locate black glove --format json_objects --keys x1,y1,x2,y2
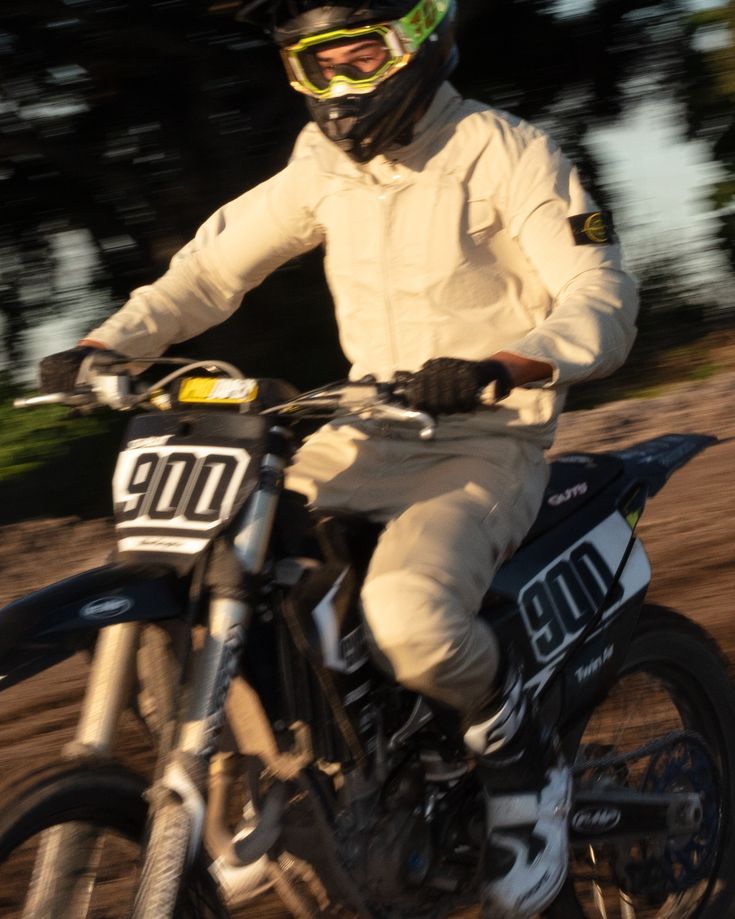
[
  {"x1": 38, "y1": 346, "x2": 127, "y2": 394},
  {"x1": 405, "y1": 358, "x2": 513, "y2": 414}
]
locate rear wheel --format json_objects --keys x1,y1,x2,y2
[
  {"x1": 0, "y1": 761, "x2": 226, "y2": 918},
  {"x1": 550, "y1": 605, "x2": 735, "y2": 918}
]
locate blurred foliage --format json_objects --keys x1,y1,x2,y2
[
  {"x1": 1, "y1": 0, "x2": 735, "y2": 519},
  {"x1": 0, "y1": 0, "x2": 309, "y2": 367},
  {"x1": 0, "y1": 373, "x2": 125, "y2": 522},
  {"x1": 680, "y1": 2, "x2": 735, "y2": 272},
  {"x1": 0, "y1": 374, "x2": 111, "y2": 481}
]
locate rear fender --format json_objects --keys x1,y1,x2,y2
[
  {"x1": 613, "y1": 433, "x2": 718, "y2": 496},
  {"x1": 0, "y1": 563, "x2": 184, "y2": 691}
]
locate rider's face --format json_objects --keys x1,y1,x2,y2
[{"x1": 314, "y1": 38, "x2": 389, "y2": 81}]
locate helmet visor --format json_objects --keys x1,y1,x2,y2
[{"x1": 281, "y1": 0, "x2": 451, "y2": 99}]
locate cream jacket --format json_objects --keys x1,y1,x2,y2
[{"x1": 89, "y1": 83, "x2": 638, "y2": 447}]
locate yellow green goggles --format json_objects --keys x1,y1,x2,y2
[{"x1": 280, "y1": 0, "x2": 451, "y2": 99}]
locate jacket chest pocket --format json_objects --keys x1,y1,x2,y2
[
  {"x1": 318, "y1": 185, "x2": 383, "y2": 278},
  {"x1": 465, "y1": 197, "x2": 500, "y2": 246},
  {"x1": 387, "y1": 179, "x2": 501, "y2": 276}
]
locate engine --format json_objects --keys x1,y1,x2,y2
[{"x1": 335, "y1": 745, "x2": 484, "y2": 910}]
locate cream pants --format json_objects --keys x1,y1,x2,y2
[{"x1": 286, "y1": 423, "x2": 549, "y2": 718}]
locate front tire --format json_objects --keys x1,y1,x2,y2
[
  {"x1": 550, "y1": 605, "x2": 735, "y2": 918},
  {"x1": 0, "y1": 761, "x2": 226, "y2": 918}
]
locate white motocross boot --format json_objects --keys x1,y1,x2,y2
[{"x1": 464, "y1": 666, "x2": 571, "y2": 919}]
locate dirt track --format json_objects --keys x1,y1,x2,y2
[{"x1": 1, "y1": 372, "x2": 734, "y2": 917}]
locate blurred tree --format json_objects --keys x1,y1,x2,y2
[
  {"x1": 679, "y1": 2, "x2": 735, "y2": 272},
  {"x1": 454, "y1": 0, "x2": 701, "y2": 202},
  {"x1": 0, "y1": 0, "x2": 319, "y2": 380},
  {"x1": 0, "y1": 0, "x2": 733, "y2": 387}
]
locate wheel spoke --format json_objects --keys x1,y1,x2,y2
[
  {"x1": 588, "y1": 846, "x2": 609, "y2": 919},
  {"x1": 619, "y1": 889, "x2": 636, "y2": 919},
  {"x1": 563, "y1": 612, "x2": 735, "y2": 919}
]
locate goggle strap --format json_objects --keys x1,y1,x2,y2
[
  {"x1": 396, "y1": 0, "x2": 451, "y2": 50},
  {"x1": 285, "y1": 0, "x2": 450, "y2": 55}
]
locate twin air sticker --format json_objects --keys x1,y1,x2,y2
[
  {"x1": 81, "y1": 596, "x2": 133, "y2": 620},
  {"x1": 178, "y1": 377, "x2": 259, "y2": 405},
  {"x1": 568, "y1": 211, "x2": 616, "y2": 246}
]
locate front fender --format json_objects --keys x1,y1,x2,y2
[{"x1": 0, "y1": 563, "x2": 184, "y2": 691}]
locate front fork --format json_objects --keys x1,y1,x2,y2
[{"x1": 132, "y1": 442, "x2": 288, "y2": 918}]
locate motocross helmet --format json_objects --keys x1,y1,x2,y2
[{"x1": 242, "y1": 0, "x2": 457, "y2": 162}]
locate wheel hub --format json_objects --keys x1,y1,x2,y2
[{"x1": 633, "y1": 735, "x2": 720, "y2": 895}]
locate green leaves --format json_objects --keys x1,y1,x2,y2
[{"x1": 0, "y1": 377, "x2": 110, "y2": 483}]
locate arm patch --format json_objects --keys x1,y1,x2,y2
[{"x1": 568, "y1": 211, "x2": 617, "y2": 246}]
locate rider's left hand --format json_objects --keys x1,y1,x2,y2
[
  {"x1": 405, "y1": 358, "x2": 513, "y2": 414},
  {"x1": 39, "y1": 346, "x2": 130, "y2": 394}
]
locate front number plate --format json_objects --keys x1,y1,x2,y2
[{"x1": 112, "y1": 444, "x2": 250, "y2": 556}]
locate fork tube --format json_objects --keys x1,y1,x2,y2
[
  {"x1": 178, "y1": 596, "x2": 252, "y2": 756},
  {"x1": 64, "y1": 621, "x2": 140, "y2": 757},
  {"x1": 22, "y1": 824, "x2": 103, "y2": 919},
  {"x1": 232, "y1": 442, "x2": 288, "y2": 574},
  {"x1": 133, "y1": 596, "x2": 252, "y2": 919},
  {"x1": 27, "y1": 622, "x2": 140, "y2": 919}
]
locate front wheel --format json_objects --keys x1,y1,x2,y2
[
  {"x1": 0, "y1": 761, "x2": 226, "y2": 918},
  {"x1": 551, "y1": 605, "x2": 735, "y2": 919}
]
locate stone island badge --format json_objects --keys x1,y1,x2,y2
[{"x1": 568, "y1": 211, "x2": 616, "y2": 245}]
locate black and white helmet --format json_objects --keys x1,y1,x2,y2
[{"x1": 240, "y1": 0, "x2": 457, "y2": 162}]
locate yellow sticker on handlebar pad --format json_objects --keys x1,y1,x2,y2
[{"x1": 178, "y1": 377, "x2": 259, "y2": 404}]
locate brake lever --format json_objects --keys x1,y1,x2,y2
[{"x1": 366, "y1": 403, "x2": 436, "y2": 440}]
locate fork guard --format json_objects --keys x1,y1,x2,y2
[{"x1": 0, "y1": 562, "x2": 183, "y2": 691}]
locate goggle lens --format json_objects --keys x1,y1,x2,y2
[{"x1": 283, "y1": 28, "x2": 406, "y2": 97}]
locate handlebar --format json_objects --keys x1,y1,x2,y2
[
  {"x1": 266, "y1": 381, "x2": 437, "y2": 440},
  {"x1": 13, "y1": 393, "x2": 89, "y2": 408},
  {"x1": 13, "y1": 360, "x2": 438, "y2": 439}
]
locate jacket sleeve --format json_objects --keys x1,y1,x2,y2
[
  {"x1": 502, "y1": 132, "x2": 639, "y2": 386},
  {"x1": 87, "y1": 152, "x2": 325, "y2": 358}
]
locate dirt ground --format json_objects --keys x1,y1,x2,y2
[{"x1": 0, "y1": 370, "x2": 734, "y2": 917}]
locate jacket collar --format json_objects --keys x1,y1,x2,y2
[
  {"x1": 314, "y1": 82, "x2": 463, "y2": 180},
  {"x1": 370, "y1": 81, "x2": 462, "y2": 171},
  {"x1": 404, "y1": 82, "x2": 462, "y2": 152}
]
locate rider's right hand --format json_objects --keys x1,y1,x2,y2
[
  {"x1": 38, "y1": 345, "x2": 126, "y2": 394},
  {"x1": 404, "y1": 358, "x2": 513, "y2": 415}
]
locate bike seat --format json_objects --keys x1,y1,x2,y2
[
  {"x1": 282, "y1": 452, "x2": 624, "y2": 565},
  {"x1": 521, "y1": 452, "x2": 624, "y2": 546}
]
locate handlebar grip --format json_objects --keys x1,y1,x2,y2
[
  {"x1": 13, "y1": 391, "x2": 101, "y2": 409},
  {"x1": 14, "y1": 393, "x2": 71, "y2": 408}
]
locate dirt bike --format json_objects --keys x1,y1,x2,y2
[{"x1": 0, "y1": 353, "x2": 734, "y2": 919}]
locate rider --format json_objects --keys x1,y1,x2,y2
[{"x1": 38, "y1": 1, "x2": 639, "y2": 915}]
